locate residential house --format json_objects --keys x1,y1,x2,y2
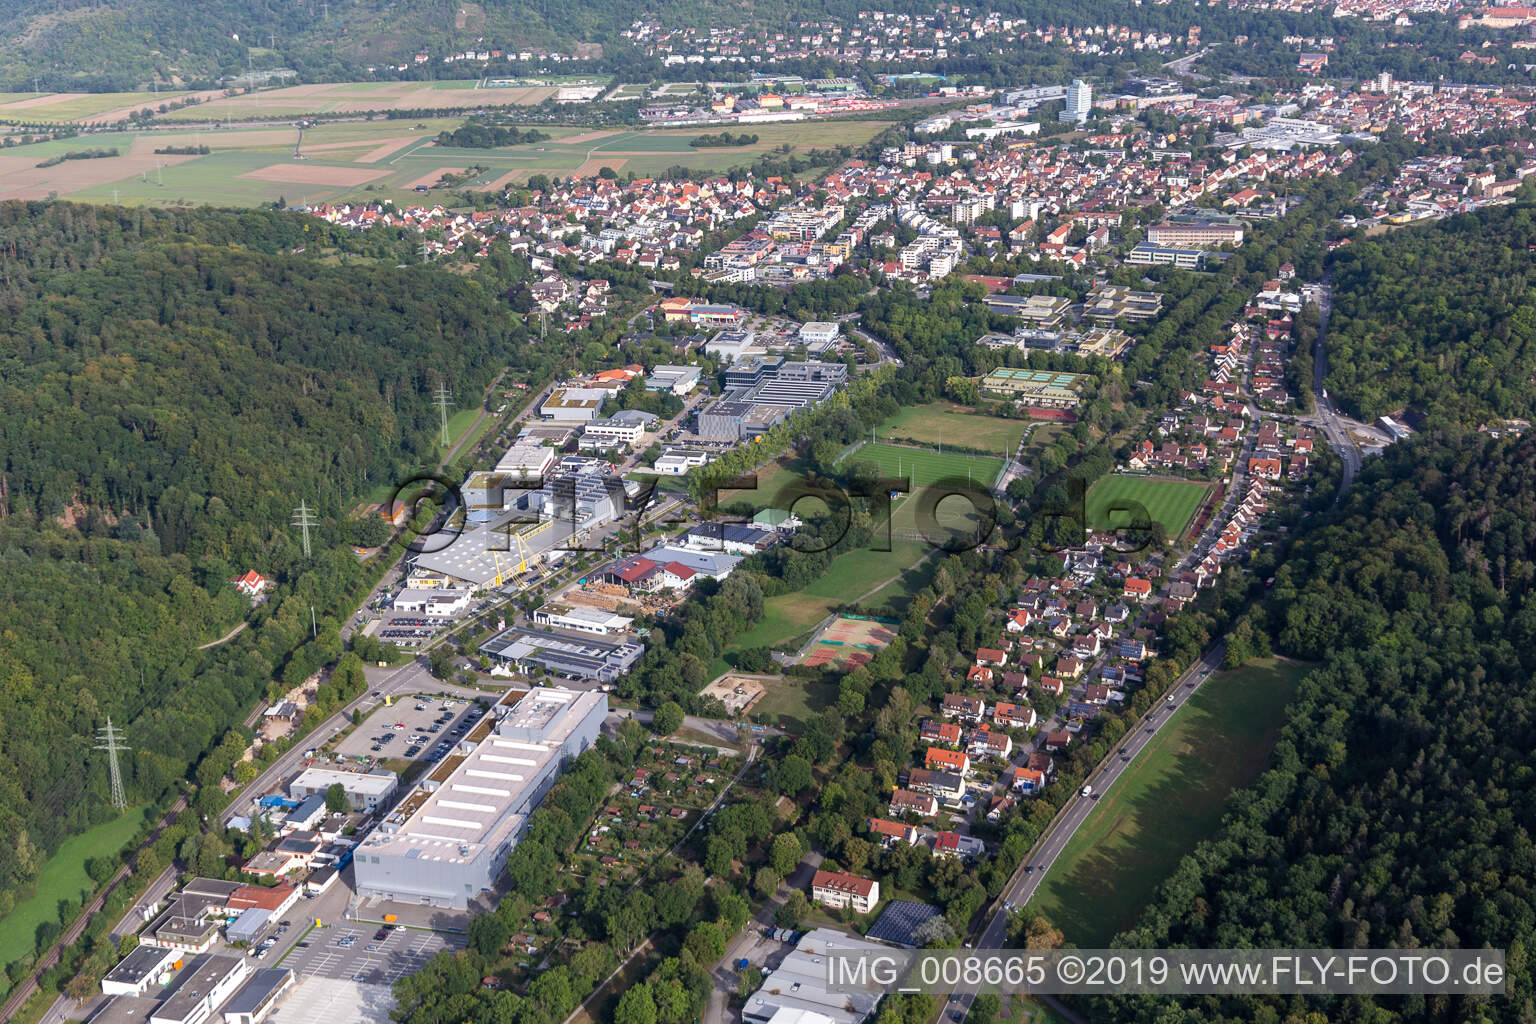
[
  {"x1": 992, "y1": 701, "x2": 1036, "y2": 729},
  {"x1": 889, "y1": 789, "x2": 939, "y2": 818},
  {"x1": 867, "y1": 818, "x2": 920, "y2": 848},
  {"x1": 941, "y1": 694, "x2": 987, "y2": 723},
  {"x1": 926, "y1": 747, "x2": 971, "y2": 776},
  {"x1": 810, "y1": 870, "x2": 880, "y2": 914}
]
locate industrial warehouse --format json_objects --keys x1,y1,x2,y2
[{"x1": 353, "y1": 687, "x2": 607, "y2": 908}]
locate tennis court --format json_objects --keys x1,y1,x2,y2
[{"x1": 798, "y1": 615, "x2": 897, "y2": 669}]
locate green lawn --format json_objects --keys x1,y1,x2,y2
[
  {"x1": 0, "y1": 808, "x2": 147, "y2": 973},
  {"x1": 800, "y1": 542, "x2": 929, "y2": 603},
  {"x1": 841, "y1": 442, "x2": 1004, "y2": 490},
  {"x1": 1028, "y1": 658, "x2": 1311, "y2": 946},
  {"x1": 751, "y1": 677, "x2": 838, "y2": 730},
  {"x1": 436, "y1": 407, "x2": 484, "y2": 457},
  {"x1": 876, "y1": 402, "x2": 1031, "y2": 455},
  {"x1": 1084, "y1": 475, "x2": 1210, "y2": 539}
]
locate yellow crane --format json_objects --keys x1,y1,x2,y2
[{"x1": 490, "y1": 531, "x2": 532, "y2": 587}]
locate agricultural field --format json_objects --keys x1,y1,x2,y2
[
  {"x1": 876, "y1": 401, "x2": 1033, "y2": 455},
  {"x1": 0, "y1": 117, "x2": 890, "y2": 207},
  {"x1": 1028, "y1": 658, "x2": 1311, "y2": 946},
  {"x1": 155, "y1": 79, "x2": 566, "y2": 122},
  {"x1": 0, "y1": 90, "x2": 197, "y2": 125},
  {"x1": 1083, "y1": 475, "x2": 1211, "y2": 539}
]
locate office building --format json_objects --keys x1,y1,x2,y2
[
  {"x1": 653, "y1": 449, "x2": 712, "y2": 475},
  {"x1": 494, "y1": 444, "x2": 556, "y2": 481},
  {"x1": 1146, "y1": 216, "x2": 1244, "y2": 248},
  {"x1": 540, "y1": 388, "x2": 607, "y2": 423},
  {"x1": 645, "y1": 365, "x2": 702, "y2": 395},
  {"x1": 581, "y1": 415, "x2": 650, "y2": 450},
  {"x1": 101, "y1": 946, "x2": 180, "y2": 998},
  {"x1": 1125, "y1": 241, "x2": 1213, "y2": 270},
  {"x1": 220, "y1": 969, "x2": 294, "y2": 1024},
  {"x1": 797, "y1": 322, "x2": 839, "y2": 346},
  {"x1": 529, "y1": 603, "x2": 635, "y2": 636},
  {"x1": 1060, "y1": 79, "x2": 1092, "y2": 124},
  {"x1": 354, "y1": 688, "x2": 607, "y2": 908},
  {"x1": 981, "y1": 293, "x2": 1071, "y2": 327}
]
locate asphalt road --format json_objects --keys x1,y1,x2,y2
[
  {"x1": 1309, "y1": 275, "x2": 1362, "y2": 495},
  {"x1": 941, "y1": 643, "x2": 1227, "y2": 1024}
]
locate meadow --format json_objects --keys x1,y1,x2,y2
[
  {"x1": 1084, "y1": 475, "x2": 1211, "y2": 539},
  {"x1": 1028, "y1": 659, "x2": 1311, "y2": 946},
  {"x1": 0, "y1": 809, "x2": 147, "y2": 975}
]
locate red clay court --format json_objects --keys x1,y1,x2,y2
[{"x1": 798, "y1": 615, "x2": 898, "y2": 670}]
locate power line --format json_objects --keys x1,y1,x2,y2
[
  {"x1": 95, "y1": 719, "x2": 130, "y2": 813},
  {"x1": 434, "y1": 384, "x2": 454, "y2": 447},
  {"x1": 292, "y1": 501, "x2": 317, "y2": 557}
]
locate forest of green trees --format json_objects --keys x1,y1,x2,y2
[
  {"x1": 1096, "y1": 429, "x2": 1536, "y2": 1023},
  {"x1": 1326, "y1": 200, "x2": 1536, "y2": 428},
  {"x1": 0, "y1": 202, "x2": 543, "y2": 933}
]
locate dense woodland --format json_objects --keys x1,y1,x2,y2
[
  {"x1": 1326, "y1": 200, "x2": 1536, "y2": 428},
  {"x1": 1098, "y1": 430, "x2": 1536, "y2": 1023},
  {"x1": 0, "y1": 202, "x2": 549, "y2": 929}
]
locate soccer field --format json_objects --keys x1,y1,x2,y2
[
  {"x1": 876, "y1": 402, "x2": 1030, "y2": 454},
  {"x1": 1085, "y1": 476, "x2": 1210, "y2": 538},
  {"x1": 842, "y1": 442, "x2": 1003, "y2": 489}
]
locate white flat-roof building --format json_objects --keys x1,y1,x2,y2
[
  {"x1": 530, "y1": 604, "x2": 634, "y2": 636},
  {"x1": 646, "y1": 365, "x2": 702, "y2": 395},
  {"x1": 151, "y1": 954, "x2": 250, "y2": 1024},
  {"x1": 495, "y1": 444, "x2": 556, "y2": 481},
  {"x1": 541, "y1": 388, "x2": 607, "y2": 422},
  {"x1": 581, "y1": 418, "x2": 647, "y2": 450},
  {"x1": 654, "y1": 449, "x2": 712, "y2": 475},
  {"x1": 353, "y1": 688, "x2": 607, "y2": 908},
  {"x1": 287, "y1": 768, "x2": 399, "y2": 812},
  {"x1": 101, "y1": 945, "x2": 179, "y2": 997},
  {"x1": 392, "y1": 588, "x2": 475, "y2": 617},
  {"x1": 797, "y1": 322, "x2": 839, "y2": 346}
]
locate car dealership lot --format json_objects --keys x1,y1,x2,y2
[{"x1": 333, "y1": 697, "x2": 483, "y2": 762}]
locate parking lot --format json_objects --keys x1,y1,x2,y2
[
  {"x1": 281, "y1": 923, "x2": 466, "y2": 985},
  {"x1": 332, "y1": 696, "x2": 485, "y2": 763},
  {"x1": 268, "y1": 978, "x2": 398, "y2": 1024},
  {"x1": 373, "y1": 614, "x2": 442, "y2": 647}
]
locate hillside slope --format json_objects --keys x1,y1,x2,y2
[{"x1": 0, "y1": 201, "x2": 541, "y2": 958}]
